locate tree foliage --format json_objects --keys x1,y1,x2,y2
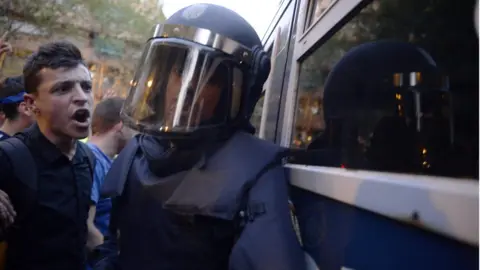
[
  {"x1": 0, "y1": 0, "x2": 166, "y2": 98},
  {"x1": 72, "y1": 0, "x2": 166, "y2": 41},
  {"x1": 0, "y1": 0, "x2": 73, "y2": 38},
  {"x1": 0, "y1": 0, "x2": 165, "y2": 42}
]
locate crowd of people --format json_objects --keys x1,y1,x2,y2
[{"x1": 0, "y1": 3, "x2": 306, "y2": 270}]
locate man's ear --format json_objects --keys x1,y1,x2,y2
[
  {"x1": 18, "y1": 102, "x2": 32, "y2": 117},
  {"x1": 24, "y1": 93, "x2": 38, "y2": 115},
  {"x1": 114, "y1": 121, "x2": 124, "y2": 133}
]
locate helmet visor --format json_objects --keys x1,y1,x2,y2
[{"x1": 122, "y1": 39, "x2": 243, "y2": 135}]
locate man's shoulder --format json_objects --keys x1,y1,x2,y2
[
  {"x1": 0, "y1": 135, "x2": 31, "y2": 156},
  {"x1": 85, "y1": 141, "x2": 96, "y2": 151},
  {"x1": 85, "y1": 142, "x2": 100, "y2": 156},
  {"x1": 84, "y1": 142, "x2": 106, "y2": 161},
  {"x1": 228, "y1": 131, "x2": 285, "y2": 158},
  {"x1": 0, "y1": 136, "x2": 35, "y2": 185},
  {"x1": 83, "y1": 142, "x2": 111, "y2": 171}
]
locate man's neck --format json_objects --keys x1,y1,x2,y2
[
  {"x1": 0, "y1": 120, "x2": 24, "y2": 136},
  {"x1": 89, "y1": 135, "x2": 117, "y2": 158},
  {"x1": 37, "y1": 121, "x2": 77, "y2": 160}
]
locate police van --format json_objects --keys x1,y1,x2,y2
[{"x1": 255, "y1": 0, "x2": 479, "y2": 269}]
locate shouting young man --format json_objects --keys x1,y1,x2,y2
[{"x1": 0, "y1": 41, "x2": 95, "y2": 270}]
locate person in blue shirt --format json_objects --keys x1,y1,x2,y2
[
  {"x1": 0, "y1": 76, "x2": 35, "y2": 141},
  {"x1": 0, "y1": 38, "x2": 13, "y2": 127},
  {"x1": 85, "y1": 97, "x2": 134, "y2": 251}
]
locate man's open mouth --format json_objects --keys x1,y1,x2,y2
[{"x1": 72, "y1": 109, "x2": 90, "y2": 123}]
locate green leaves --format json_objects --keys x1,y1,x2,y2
[
  {"x1": 72, "y1": 0, "x2": 166, "y2": 38},
  {"x1": 1, "y1": 0, "x2": 165, "y2": 41}
]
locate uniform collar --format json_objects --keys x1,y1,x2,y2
[{"x1": 0, "y1": 130, "x2": 11, "y2": 141}]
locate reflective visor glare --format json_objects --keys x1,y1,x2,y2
[{"x1": 122, "y1": 40, "x2": 243, "y2": 133}]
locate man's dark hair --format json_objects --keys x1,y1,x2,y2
[
  {"x1": 23, "y1": 41, "x2": 86, "y2": 94},
  {"x1": 0, "y1": 76, "x2": 25, "y2": 120},
  {"x1": 92, "y1": 97, "x2": 125, "y2": 135}
]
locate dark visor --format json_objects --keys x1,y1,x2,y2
[{"x1": 122, "y1": 39, "x2": 244, "y2": 134}]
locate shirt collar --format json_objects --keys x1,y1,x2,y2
[
  {"x1": 26, "y1": 124, "x2": 81, "y2": 164},
  {"x1": 0, "y1": 131, "x2": 11, "y2": 141}
]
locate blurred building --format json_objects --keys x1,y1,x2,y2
[{"x1": 0, "y1": 0, "x2": 165, "y2": 104}]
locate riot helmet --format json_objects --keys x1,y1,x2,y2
[
  {"x1": 121, "y1": 4, "x2": 270, "y2": 139},
  {"x1": 310, "y1": 40, "x2": 454, "y2": 176}
]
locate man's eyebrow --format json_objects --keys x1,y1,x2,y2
[
  {"x1": 50, "y1": 80, "x2": 91, "y2": 90},
  {"x1": 53, "y1": 79, "x2": 91, "y2": 85},
  {"x1": 76, "y1": 79, "x2": 92, "y2": 84},
  {"x1": 51, "y1": 80, "x2": 71, "y2": 88},
  {"x1": 79, "y1": 80, "x2": 92, "y2": 85}
]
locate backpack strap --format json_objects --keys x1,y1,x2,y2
[
  {"x1": 77, "y1": 142, "x2": 96, "y2": 179},
  {"x1": 0, "y1": 137, "x2": 37, "y2": 225},
  {"x1": 0, "y1": 137, "x2": 37, "y2": 191}
]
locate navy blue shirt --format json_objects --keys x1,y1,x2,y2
[{"x1": 0, "y1": 124, "x2": 93, "y2": 270}]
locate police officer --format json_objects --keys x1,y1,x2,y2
[
  {"x1": 306, "y1": 40, "x2": 466, "y2": 177},
  {"x1": 293, "y1": 40, "x2": 477, "y2": 270},
  {"x1": 93, "y1": 4, "x2": 306, "y2": 270}
]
